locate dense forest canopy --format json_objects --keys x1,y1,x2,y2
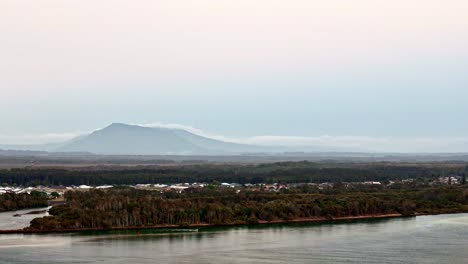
[
  {"x1": 0, "y1": 192, "x2": 48, "y2": 212},
  {"x1": 28, "y1": 186, "x2": 468, "y2": 231},
  {"x1": 1, "y1": 162, "x2": 467, "y2": 186}
]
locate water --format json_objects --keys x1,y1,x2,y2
[
  {"x1": 0, "y1": 207, "x2": 49, "y2": 230},
  {"x1": 0, "y1": 213, "x2": 467, "y2": 263}
]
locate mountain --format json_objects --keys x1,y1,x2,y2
[
  {"x1": 0, "y1": 123, "x2": 363, "y2": 155},
  {"x1": 55, "y1": 123, "x2": 260, "y2": 155}
]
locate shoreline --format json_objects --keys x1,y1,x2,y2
[{"x1": 0, "y1": 213, "x2": 408, "y2": 234}]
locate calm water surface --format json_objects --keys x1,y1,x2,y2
[
  {"x1": 0, "y1": 207, "x2": 49, "y2": 230},
  {"x1": 0, "y1": 213, "x2": 467, "y2": 264}
]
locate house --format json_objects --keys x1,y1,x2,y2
[{"x1": 96, "y1": 185, "x2": 113, "y2": 189}]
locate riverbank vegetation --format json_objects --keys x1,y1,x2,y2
[
  {"x1": 0, "y1": 192, "x2": 48, "y2": 212},
  {"x1": 28, "y1": 185, "x2": 468, "y2": 231}
]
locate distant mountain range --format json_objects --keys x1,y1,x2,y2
[
  {"x1": 2, "y1": 123, "x2": 468, "y2": 162},
  {"x1": 0, "y1": 123, "x2": 364, "y2": 155},
  {"x1": 0, "y1": 123, "x2": 276, "y2": 155},
  {"x1": 58, "y1": 123, "x2": 270, "y2": 155}
]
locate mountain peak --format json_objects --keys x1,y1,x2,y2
[
  {"x1": 100, "y1": 123, "x2": 155, "y2": 133},
  {"x1": 109, "y1": 122, "x2": 127, "y2": 127},
  {"x1": 105, "y1": 123, "x2": 135, "y2": 129},
  {"x1": 55, "y1": 122, "x2": 256, "y2": 155},
  {"x1": 103, "y1": 123, "x2": 172, "y2": 132}
]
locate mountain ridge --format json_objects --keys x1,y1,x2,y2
[
  {"x1": 0, "y1": 123, "x2": 359, "y2": 155},
  {"x1": 54, "y1": 123, "x2": 261, "y2": 155}
]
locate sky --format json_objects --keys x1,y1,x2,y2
[{"x1": 1, "y1": 0, "x2": 468, "y2": 152}]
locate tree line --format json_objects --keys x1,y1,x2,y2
[
  {"x1": 28, "y1": 185, "x2": 468, "y2": 231},
  {"x1": 1, "y1": 161, "x2": 465, "y2": 186},
  {"x1": 0, "y1": 192, "x2": 49, "y2": 212}
]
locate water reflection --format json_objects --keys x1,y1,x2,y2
[{"x1": 0, "y1": 214, "x2": 466, "y2": 264}]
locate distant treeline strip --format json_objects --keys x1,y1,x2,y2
[{"x1": 0, "y1": 162, "x2": 466, "y2": 186}]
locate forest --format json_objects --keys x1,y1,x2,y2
[
  {"x1": 28, "y1": 185, "x2": 468, "y2": 231},
  {"x1": 1, "y1": 161, "x2": 466, "y2": 186},
  {"x1": 0, "y1": 191, "x2": 49, "y2": 212}
]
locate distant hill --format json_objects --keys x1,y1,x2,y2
[
  {"x1": 0, "y1": 123, "x2": 360, "y2": 155},
  {"x1": 2, "y1": 124, "x2": 468, "y2": 163},
  {"x1": 54, "y1": 123, "x2": 262, "y2": 155}
]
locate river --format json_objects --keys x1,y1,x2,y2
[
  {"x1": 0, "y1": 211, "x2": 467, "y2": 263},
  {"x1": 0, "y1": 207, "x2": 49, "y2": 230}
]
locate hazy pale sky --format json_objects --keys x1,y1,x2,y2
[{"x1": 1, "y1": 0, "x2": 467, "y2": 152}]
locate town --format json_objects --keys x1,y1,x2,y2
[{"x1": 1, "y1": 174, "x2": 465, "y2": 198}]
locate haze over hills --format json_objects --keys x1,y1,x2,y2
[
  {"x1": 2, "y1": 123, "x2": 468, "y2": 165},
  {"x1": 57, "y1": 123, "x2": 268, "y2": 155},
  {"x1": 1, "y1": 123, "x2": 279, "y2": 155},
  {"x1": 2, "y1": 123, "x2": 468, "y2": 157}
]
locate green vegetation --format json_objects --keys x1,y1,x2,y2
[
  {"x1": 0, "y1": 161, "x2": 466, "y2": 186},
  {"x1": 28, "y1": 186, "x2": 468, "y2": 231},
  {"x1": 0, "y1": 191, "x2": 49, "y2": 212}
]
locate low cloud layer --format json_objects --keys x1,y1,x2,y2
[{"x1": 140, "y1": 123, "x2": 468, "y2": 153}]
